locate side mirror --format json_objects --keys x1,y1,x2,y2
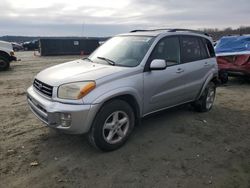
[{"x1": 150, "y1": 59, "x2": 167, "y2": 70}]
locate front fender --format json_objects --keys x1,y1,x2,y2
[{"x1": 92, "y1": 87, "x2": 143, "y2": 115}]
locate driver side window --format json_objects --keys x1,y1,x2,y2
[{"x1": 151, "y1": 37, "x2": 180, "y2": 66}]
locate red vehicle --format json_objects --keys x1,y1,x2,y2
[
  {"x1": 215, "y1": 35, "x2": 250, "y2": 83},
  {"x1": 217, "y1": 54, "x2": 250, "y2": 83}
]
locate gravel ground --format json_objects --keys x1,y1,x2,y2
[{"x1": 0, "y1": 51, "x2": 250, "y2": 188}]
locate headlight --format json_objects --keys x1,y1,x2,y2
[
  {"x1": 10, "y1": 51, "x2": 15, "y2": 56},
  {"x1": 58, "y1": 81, "x2": 96, "y2": 100}
]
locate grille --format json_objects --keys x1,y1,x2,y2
[{"x1": 33, "y1": 79, "x2": 53, "y2": 97}]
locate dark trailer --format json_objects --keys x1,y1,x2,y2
[{"x1": 39, "y1": 37, "x2": 100, "y2": 56}]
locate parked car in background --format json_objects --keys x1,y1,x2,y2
[
  {"x1": 22, "y1": 40, "x2": 39, "y2": 51},
  {"x1": 11, "y1": 42, "x2": 24, "y2": 51},
  {"x1": 215, "y1": 35, "x2": 250, "y2": 83},
  {"x1": 0, "y1": 40, "x2": 17, "y2": 70},
  {"x1": 27, "y1": 29, "x2": 218, "y2": 151}
]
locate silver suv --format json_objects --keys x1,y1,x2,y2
[{"x1": 27, "y1": 29, "x2": 218, "y2": 151}]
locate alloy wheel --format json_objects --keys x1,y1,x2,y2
[
  {"x1": 206, "y1": 88, "x2": 215, "y2": 109},
  {"x1": 102, "y1": 111, "x2": 130, "y2": 144}
]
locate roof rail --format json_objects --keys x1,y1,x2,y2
[
  {"x1": 130, "y1": 29, "x2": 170, "y2": 33},
  {"x1": 130, "y1": 28, "x2": 210, "y2": 36},
  {"x1": 168, "y1": 29, "x2": 210, "y2": 36}
]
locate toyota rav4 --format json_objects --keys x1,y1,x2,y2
[{"x1": 27, "y1": 29, "x2": 218, "y2": 151}]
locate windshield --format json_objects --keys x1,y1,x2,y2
[{"x1": 89, "y1": 36, "x2": 155, "y2": 67}]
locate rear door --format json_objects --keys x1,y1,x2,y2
[{"x1": 178, "y1": 35, "x2": 212, "y2": 100}]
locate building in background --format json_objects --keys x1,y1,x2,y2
[{"x1": 39, "y1": 37, "x2": 101, "y2": 56}]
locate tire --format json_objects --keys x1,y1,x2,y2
[
  {"x1": 0, "y1": 56, "x2": 10, "y2": 71},
  {"x1": 88, "y1": 100, "x2": 135, "y2": 151},
  {"x1": 243, "y1": 76, "x2": 250, "y2": 83},
  {"x1": 219, "y1": 70, "x2": 228, "y2": 84},
  {"x1": 192, "y1": 82, "x2": 216, "y2": 112}
]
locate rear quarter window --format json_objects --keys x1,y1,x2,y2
[
  {"x1": 199, "y1": 38, "x2": 209, "y2": 59},
  {"x1": 203, "y1": 38, "x2": 215, "y2": 57}
]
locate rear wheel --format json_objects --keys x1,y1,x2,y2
[
  {"x1": 0, "y1": 56, "x2": 10, "y2": 71},
  {"x1": 192, "y1": 82, "x2": 216, "y2": 112},
  {"x1": 88, "y1": 100, "x2": 135, "y2": 151}
]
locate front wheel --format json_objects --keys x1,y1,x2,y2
[
  {"x1": 88, "y1": 100, "x2": 135, "y2": 151},
  {"x1": 0, "y1": 56, "x2": 10, "y2": 71},
  {"x1": 192, "y1": 82, "x2": 216, "y2": 112}
]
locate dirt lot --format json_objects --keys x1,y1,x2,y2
[{"x1": 0, "y1": 51, "x2": 250, "y2": 188}]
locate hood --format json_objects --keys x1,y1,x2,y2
[{"x1": 36, "y1": 59, "x2": 127, "y2": 86}]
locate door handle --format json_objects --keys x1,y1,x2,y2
[{"x1": 176, "y1": 68, "x2": 184, "y2": 73}]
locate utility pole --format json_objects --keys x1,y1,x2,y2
[{"x1": 82, "y1": 21, "x2": 85, "y2": 37}]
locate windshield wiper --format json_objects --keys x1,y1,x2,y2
[
  {"x1": 82, "y1": 57, "x2": 93, "y2": 62},
  {"x1": 97, "y1": 56, "x2": 115, "y2": 66}
]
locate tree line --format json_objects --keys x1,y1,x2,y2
[{"x1": 202, "y1": 26, "x2": 250, "y2": 41}]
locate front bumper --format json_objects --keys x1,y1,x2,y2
[
  {"x1": 9, "y1": 55, "x2": 17, "y2": 62},
  {"x1": 27, "y1": 86, "x2": 99, "y2": 134}
]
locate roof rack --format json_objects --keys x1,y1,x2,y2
[{"x1": 130, "y1": 28, "x2": 210, "y2": 36}]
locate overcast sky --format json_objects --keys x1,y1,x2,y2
[{"x1": 0, "y1": 0, "x2": 249, "y2": 37}]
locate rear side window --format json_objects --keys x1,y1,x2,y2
[
  {"x1": 180, "y1": 36, "x2": 202, "y2": 63},
  {"x1": 199, "y1": 38, "x2": 209, "y2": 59}
]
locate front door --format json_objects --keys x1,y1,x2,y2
[{"x1": 143, "y1": 36, "x2": 187, "y2": 115}]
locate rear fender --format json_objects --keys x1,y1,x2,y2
[{"x1": 196, "y1": 73, "x2": 215, "y2": 99}]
